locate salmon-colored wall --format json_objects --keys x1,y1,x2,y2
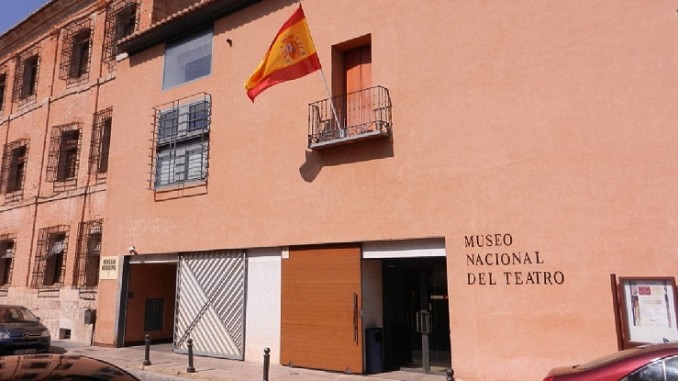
[{"x1": 101, "y1": 1, "x2": 678, "y2": 380}]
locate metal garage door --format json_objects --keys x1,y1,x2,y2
[{"x1": 175, "y1": 250, "x2": 246, "y2": 359}]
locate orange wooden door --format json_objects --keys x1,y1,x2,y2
[
  {"x1": 344, "y1": 46, "x2": 372, "y2": 133},
  {"x1": 281, "y1": 245, "x2": 363, "y2": 373}
]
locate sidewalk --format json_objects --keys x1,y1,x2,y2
[{"x1": 52, "y1": 340, "x2": 449, "y2": 381}]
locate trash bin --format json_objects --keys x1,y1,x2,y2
[{"x1": 365, "y1": 327, "x2": 384, "y2": 374}]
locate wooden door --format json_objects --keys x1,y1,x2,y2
[
  {"x1": 281, "y1": 245, "x2": 363, "y2": 373},
  {"x1": 344, "y1": 45, "x2": 372, "y2": 134}
]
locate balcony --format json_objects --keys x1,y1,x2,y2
[{"x1": 308, "y1": 85, "x2": 392, "y2": 149}]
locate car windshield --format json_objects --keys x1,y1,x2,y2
[
  {"x1": 0, "y1": 307, "x2": 39, "y2": 323},
  {"x1": 576, "y1": 347, "x2": 645, "y2": 370}
]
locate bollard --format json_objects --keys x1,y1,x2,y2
[
  {"x1": 143, "y1": 334, "x2": 151, "y2": 366},
  {"x1": 446, "y1": 368, "x2": 455, "y2": 381},
  {"x1": 263, "y1": 347, "x2": 270, "y2": 381},
  {"x1": 187, "y1": 338, "x2": 196, "y2": 373}
]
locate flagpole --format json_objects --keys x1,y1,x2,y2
[
  {"x1": 318, "y1": 69, "x2": 342, "y2": 131},
  {"x1": 300, "y1": 4, "x2": 342, "y2": 131}
]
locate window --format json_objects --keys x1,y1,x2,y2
[
  {"x1": 89, "y1": 108, "x2": 112, "y2": 180},
  {"x1": 60, "y1": 19, "x2": 93, "y2": 83},
  {"x1": 46, "y1": 125, "x2": 81, "y2": 188},
  {"x1": 153, "y1": 94, "x2": 210, "y2": 188},
  {"x1": 115, "y1": 2, "x2": 137, "y2": 40},
  {"x1": 0, "y1": 70, "x2": 6, "y2": 113},
  {"x1": 623, "y1": 355, "x2": 678, "y2": 381},
  {"x1": 13, "y1": 48, "x2": 40, "y2": 103},
  {"x1": 158, "y1": 108, "x2": 179, "y2": 140},
  {"x1": 189, "y1": 101, "x2": 209, "y2": 132},
  {"x1": 75, "y1": 220, "x2": 101, "y2": 289},
  {"x1": 21, "y1": 56, "x2": 39, "y2": 99},
  {"x1": 162, "y1": 28, "x2": 213, "y2": 89},
  {"x1": 58, "y1": 130, "x2": 80, "y2": 181},
  {"x1": 0, "y1": 235, "x2": 15, "y2": 288},
  {"x1": 1, "y1": 140, "x2": 28, "y2": 197},
  {"x1": 103, "y1": 0, "x2": 139, "y2": 61},
  {"x1": 31, "y1": 226, "x2": 69, "y2": 288}
]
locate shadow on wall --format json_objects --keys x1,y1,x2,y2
[{"x1": 299, "y1": 138, "x2": 394, "y2": 182}]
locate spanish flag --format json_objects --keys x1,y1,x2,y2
[{"x1": 245, "y1": 5, "x2": 321, "y2": 102}]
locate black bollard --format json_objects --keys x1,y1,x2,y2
[
  {"x1": 187, "y1": 338, "x2": 196, "y2": 373},
  {"x1": 143, "y1": 334, "x2": 151, "y2": 366},
  {"x1": 263, "y1": 347, "x2": 270, "y2": 381},
  {"x1": 446, "y1": 368, "x2": 455, "y2": 381}
]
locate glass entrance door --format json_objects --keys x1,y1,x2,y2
[{"x1": 383, "y1": 257, "x2": 450, "y2": 373}]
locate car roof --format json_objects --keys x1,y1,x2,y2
[
  {"x1": 0, "y1": 354, "x2": 140, "y2": 380},
  {"x1": 578, "y1": 343, "x2": 678, "y2": 369}
]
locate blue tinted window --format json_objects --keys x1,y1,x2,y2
[{"x1": 162, "y1": 28, "x2": 212, "y2": 89}]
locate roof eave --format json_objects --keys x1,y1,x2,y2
[{"x1": 118, "y1": 0, "x2": 260, "y2": 56}]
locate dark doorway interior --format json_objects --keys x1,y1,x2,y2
[
  {"x1": 122, "y1": 262, "x2": 177, "y2": 346},
  {"x1": 382, "y1": 257, "x2": 450, "y2": 373}
]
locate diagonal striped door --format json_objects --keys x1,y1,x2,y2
[{"x1": 175, "y1": 250, "x2": 246, "y2": 359}]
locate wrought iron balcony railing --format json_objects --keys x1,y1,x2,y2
[{"x1": 308, "y1": 85, "x2": 392, "y2": 149}]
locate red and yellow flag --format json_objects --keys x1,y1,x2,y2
[{"x1": 244, "y1": 5, "x2": 321, "y2": 102}]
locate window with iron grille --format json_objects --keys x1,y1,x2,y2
[
  {"x1": 0, "y1": 140, "x2": 29, "y2": 202},
  {"x1": 75, "y1": 220, "x2": 101, "y2": 289},
  {"x1": 59, "y1": 18, "x2": 93, "y2": 84},
  {"x1": 46, "y1": 125, "x2": 81, "y2": 191},
  {"x1": 89, "y1": 108, "x2": 112, "y2": 181},
  {"x1": 0, "y1": 234, "x2": 16, "y2": 288},
  {"x1": 12, "y1": 47, "x2": 40, "y2": 105},
  {"x1": 103, "y1": 0, "x2": 139, "y2": 61},
  {"x1": 31, "y1": 226, "x2": 69, "y2": 289},
  {"x1": 152, "y1": 93, "x2": 210, "y2": 189},
  {"x1": 0, "y1": 69, "x2": 7, "y2": 114}
]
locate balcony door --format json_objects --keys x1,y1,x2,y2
[{"x1": 344, "y1": 45, "x2": 372, "y2": 134}]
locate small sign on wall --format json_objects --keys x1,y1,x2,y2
[
  {"x1": 99, "y1": 257, "x2": 119, "y2": 280},
  {"x1": 618, "y1": 277, "x2": 678, "y2": 347}
]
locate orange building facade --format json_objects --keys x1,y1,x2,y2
[{"x1": 2, "y1": 1, "x2": 678, "y2": 380}]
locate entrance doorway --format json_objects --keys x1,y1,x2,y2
[
  {"x1": 382, "y1": 257, "x2": 450, "y2": 373},
  {"x1": 120, "y1": 261, "x2": 177, "y2": 346}
]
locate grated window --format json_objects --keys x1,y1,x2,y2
[
  {"x1": 103, "y1": 0, "x2": 139, "y2": 62},
  {"x1": 151, "y1": 93, "x2": 210, "y2": 189},
  {"x1": 46, "y1": 124, "x2": 81, "y2": 192},
  {"x1": 0, "y1": 139, "x2": 29, "y2": 203},
  {"x1": 0, "y1": 68, "x2": 7, "y2": 114},
  {"x1": 12, "y1": 46, "x2": 40, "y2": 105},
  {"x1": 0, "y1": 234, "x2": 16, "y2": 288},
  {"x1": 59, "y1": 18, "x2": 93, "y2": 84},
  {"x1": 31, "y1": 226, "x2": 69, "y2": 289},
  {"x1": 89, "y1": 108, "x2": 112, "y2": 182},
  {"x1": 75, "y1": 220, "x2": 102, "y2": 289}
]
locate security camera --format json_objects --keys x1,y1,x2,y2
[{"x1": 128, "y1": 246, "x2": 137, "y2": 254}]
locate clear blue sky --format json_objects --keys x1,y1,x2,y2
[{"x1": 0, "y1": 0, "x2": 51, "y2": 35}]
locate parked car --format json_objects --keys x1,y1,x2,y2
[
  {"x1": 0, "y1": 305, "x2": 51, "y2": 355},
  {"x1": 0, "y1": 354, "x2": 140, "y2": 380},
  {"x1": 543, "y1": 342, "x2": 678, "y2": 381}
]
